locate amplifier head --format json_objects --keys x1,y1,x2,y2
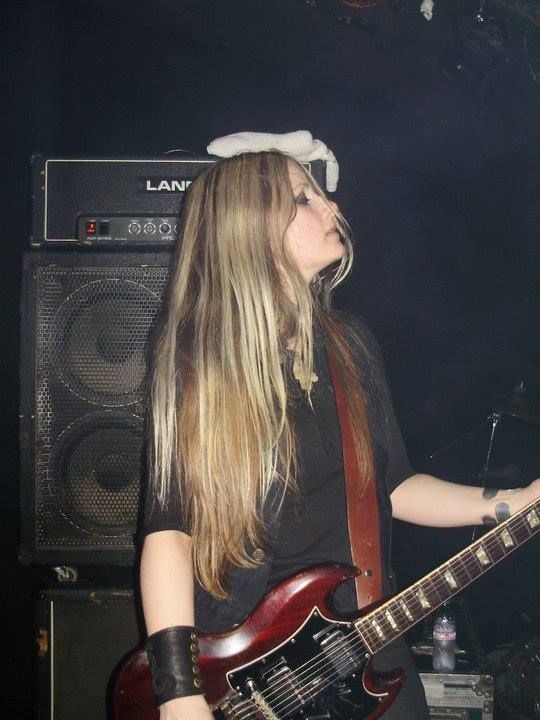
[{"x1": 31, "y1": 155, "x2": 326, "y2": 249}]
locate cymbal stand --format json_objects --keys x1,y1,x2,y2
[{"x1": 471, "y1": 410, "x2": 502, "y2": 542}]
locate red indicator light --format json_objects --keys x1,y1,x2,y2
[{"x1": 86, "y1": 221, "x2": 97, "y2": 235}]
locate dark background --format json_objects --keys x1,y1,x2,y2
[{"x1": 3, "y1": 0, "x2": 540, "y2": 717}]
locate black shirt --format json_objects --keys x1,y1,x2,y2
[
  {"x1": 266, "y1": 323, "x2": 411, "y2": 611},
  {"x1": 143, "y1": 314, "x2": 414, "y2": 605}
]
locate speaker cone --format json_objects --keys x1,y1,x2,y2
[
  {"x1": 50, "y1": 279, "x2": 162, "y2": 406},
  {"x1": 46, "y1": 412, "x2": 143, "y2": 539}
]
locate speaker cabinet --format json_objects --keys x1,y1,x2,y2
[
  {"x1": 36, "y1": 586, "x2": 142, "y2": 720},
  {"x1": 20, "y1": 251, "x2": 171, "y2": 565}
]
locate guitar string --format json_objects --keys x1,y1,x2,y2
[
  {"x1": 221, "y1": 512, "x2": 537, "y2": 719},
  {"x1": 232, "y1": 505, "x2": 535, "y2": 713},
  {"x1": 228, "y1": 512, "x2": 537, "y2": 720},
  {"x1": 319, "y1": 504, "x2": 536, "y2": 657},
  {"x1": 224, "y1": 511, "x2": 537, "y2": 719},
  {"x1": 352, "y1": 508, "x2": 536, "y2": 649},
  {"x1": 222, "y1": 498, "x2": 538, "y2": 717},
  {"x1": 237, "y1": 534, "x2": 536, "y2": 719},
  {"x1": 257, "y1": 514, "x2": 538, "y2": 719},
  {"x1": 232, "y1": 523, "x2": 531, "y2": 720},
  {"x1": 262, "y1": 511, "x2": 537, "y2": 717}
]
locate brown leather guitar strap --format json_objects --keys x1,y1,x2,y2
[{"x1": 326, "y1": 350, "x2": 382, "y2": 608}]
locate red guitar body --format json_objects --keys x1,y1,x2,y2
[{"x1": 114, "y1": 564, "x2": 404, "y2": 720}]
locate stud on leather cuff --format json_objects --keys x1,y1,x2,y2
[{"x1": 146, "y1": 625, "x2": 204, "y2": 706}]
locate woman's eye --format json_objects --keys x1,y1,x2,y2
[{"x1": 295, "y1": 192, "x2": 311, "y2": 206}]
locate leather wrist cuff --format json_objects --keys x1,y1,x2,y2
[{"x1": 146, "y1": 625, "x2": 204, "y2": 706}]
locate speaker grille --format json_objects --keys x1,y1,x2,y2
[
  {"x1": 46, "y1": 413, "x2": 142, "y2": 540},
  {"x1": 48, "y1": 278, "x2": 162, "y2": 405},
  {"x1": 29, "y1": 261, "x2": 170, "y2": 558}
]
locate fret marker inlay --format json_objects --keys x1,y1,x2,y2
[
  {"x1": 371, "y1": 620, "x2": 385, "y2": 640},
  {"x1": 443, "y1": 569, "x2": 458, "y2": 590},
  {"x1": 500, "y1": 528, "x2": 514, "y2": 548},
  {"x1": 526, "y1": 509, "x2": 539, "y2": 529},
  {"x1": 399, "y1": 600, "x2": 413, "y2": 621},
  {"x1": 416, "y1": 588, "x2": 430, "y2": 609},
  {"x1": 385, "y1": 610, "x2": 398, "y2": 631},
  {"x1": 475, "y1": 546, "x2": 490, "y2": 566}
]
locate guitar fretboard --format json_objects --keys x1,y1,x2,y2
[{"x1": 354, "y1": 498, "x2": 539, "y2": 654}]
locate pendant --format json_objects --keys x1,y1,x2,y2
[{"x1": 293, "y1": 354, "x2": 318, "y2": 390}]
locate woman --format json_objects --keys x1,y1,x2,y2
[{"x1": 140, "y1": 150, "x2": 538, "y2": 720}]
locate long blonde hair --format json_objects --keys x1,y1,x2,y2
[{"x1": 149, "y1": 151, "x2": 373, "y2": 597}]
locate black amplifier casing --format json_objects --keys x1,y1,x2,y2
[
  {"x1": 31, "y1": 155, "x2": 326, "y2": 248},
  {"x1": 35, "y1": 586, "x2": 141, "y2": 720},
  {"x1": 19, "y1": 251, "x2": 172, "y2": 566}
]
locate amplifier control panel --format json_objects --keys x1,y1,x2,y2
[{"x1": 76, "y1": 215, "x2": 180, "y2": 246}]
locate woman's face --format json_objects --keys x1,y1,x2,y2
[{"x1": 284, "y1": 162, "x2": 345, "y2": 283}]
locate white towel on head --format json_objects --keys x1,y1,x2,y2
[{"x1": 206, "y1": 130, "x2": 339, "y2": 192}]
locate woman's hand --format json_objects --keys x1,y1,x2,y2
[{"x1": 159, "y1": 694, "x2": 214, "y2": 719}]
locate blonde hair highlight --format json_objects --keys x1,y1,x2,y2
[{"x1": 149, "y1": 151, "x2": 373, "y2": 598}]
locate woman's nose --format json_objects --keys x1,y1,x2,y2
[{"x1": 327, "y1": 199, "x2": 339, "y2": 216}]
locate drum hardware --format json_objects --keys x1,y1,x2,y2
[
  {"x1": 429, "y1": 380, "x2": 539, "y2": 465},
  {"x1": 490, "y1": 381, "x2": 540, "y2": 425},
  {"x1": 428, "y1": 380, "x2": 539, "y2": 542}
]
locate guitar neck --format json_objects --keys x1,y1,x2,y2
[{"x1": 354, "y1": 498, "x2": 539, "y2": 654}]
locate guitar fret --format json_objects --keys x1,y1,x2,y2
[
  {"x1": 370, "y1": 617, "x2": 385, "y2": 641},
  {"x1": 425, "y1": 573, "x2": 445, "y2": 604},
  {"x1": 404, "y1": 590, "x2": 423, "y2": 619},
  {"x1": 354, "y1": 622, "x2": 375, "y2": 654},
  {"x1": 443, "y1": 567, "x2": 459, "y2": 591},
  {"x1": 379, "y1": 611, "x2": 397, "y2": 637},
  {"x1": 526, "y1": 508, "x2": 539, "y2": 529},
  {"x1": 462, "y1": 552, "x2": 482, "y2": 582},
  {"x1": 475, "y1": 544, "x2": 491, "y2": 566},
  {"x1": 486, "y1": 533, "x2": 507, "y2": 562},
  {"x1": 356, "y1": 505, "x2": 539, "y2": 656},
  {"x1": 384, "y1": 608, "x2": 399, "y2": 632},
  {"x1": 511, "y1": 519, "x2": 532, "y2": 544},
  {"x1": 415, "y1": 587, "x2": 431, "y2": 610},
  {"x1": 372, "y1": 608, "x2": 399, "y2": 643},
  {"x1": 451, "y1": 556, "x2": 472, "y2": 586},
  {"x1": 500, "y1": 527, "x2": 514, "y2": 548},
  {"x1": 464, "y1": 550, "x2": 484, "y2": 578},
  {"x1": 396, "y1": 597, "x2": 413, "y2": 623}
]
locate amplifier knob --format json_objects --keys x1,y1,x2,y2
[
  {"x1": 128, "y1": 222, "x2": 141, "y2": 234},
  {"x1": 159, "y1": 223, "x2": 172, "y2": 235},
  {"x1": 144, "y1": 223, "x2": 156, "y2": 234}
]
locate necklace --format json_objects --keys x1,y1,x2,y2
[{"x1": 292, "y1": 353, "x2": 318, "y2": 390}]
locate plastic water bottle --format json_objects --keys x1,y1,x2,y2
[{"x1": 432, "y1": 602, "x2": 456, "y2": 672}]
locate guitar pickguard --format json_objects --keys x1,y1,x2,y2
[{"x1": 214, "y1": 609, "x2": 381, "y2": 720}]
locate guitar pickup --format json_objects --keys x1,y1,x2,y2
[
  {"x1": 261, "y1": 658, "x2": 317, "y2": 705},
  {"x1": 261, "y1": 661, "x2": 291, "y2": 685},
  {"x1": 260, "y1": 656, "x2": 288, "y2": 684},
  {"x1": 314, "y1": 628, "x2": 359, "y2": 678}
]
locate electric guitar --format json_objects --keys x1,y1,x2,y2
[{"x1": 114, "y1": 498, "x2": 539, "y2": 720}]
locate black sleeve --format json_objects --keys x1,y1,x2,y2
[
  {"x1": 338, "y1": 312, "x2": 415, "y2": 496},
  {"x1": 140, "y1": 410, "x2": 187, "y2": 537}
]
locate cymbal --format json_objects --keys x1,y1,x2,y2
[{"x1": 490, "y1": 387, "x2": 540, "y2": 424}]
